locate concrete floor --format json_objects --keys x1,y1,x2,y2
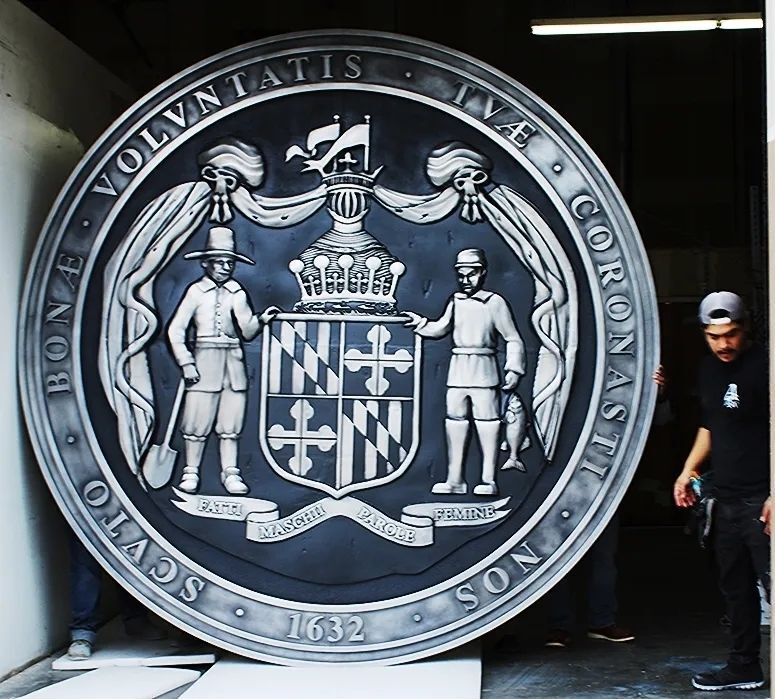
[
  {"x1": 481, "y1": 615, "x2": 770, "y2": 698},
  {"x1": 480, "y1": 526, "x2": 771, "y2": 698},
  {"x1": 1, "y1": 527, "x2": 770, "y2": 698}
]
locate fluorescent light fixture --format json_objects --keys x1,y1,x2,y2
[
  {"x1": 719, "y1": 16, "x2": 763, "y2": 29},
  {"x1": 531, "y1": 13, "x2": 762, "y2": 36}
]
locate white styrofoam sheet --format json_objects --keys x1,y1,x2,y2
[
  {"x1": 51, "y1": 637, "x2": 216, "y2": 670},
  {"x1": 179, "y1": 646, "x2": 481, "y2": 699},
  {"x1": 20, "y1": 666, "x2": 201, "y2": 698}
]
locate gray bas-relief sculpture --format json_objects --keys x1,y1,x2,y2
[{"x1": 19, "y1": 32, "x2": 658, "y2": 664}]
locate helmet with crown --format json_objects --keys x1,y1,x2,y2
[{"x1": 284, "y1": 116, "x2": 405, "y2": 314}]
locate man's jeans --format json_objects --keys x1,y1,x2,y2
[
  {"x1": 68, "y1": 535, "x2": 101, "y2": 644},
  {"x1": 68, "y1": 535, "x2": 148, "y2": 643},
  {"x1": 548, "y1": 516, "x2": 619, "y2": 630},
  {"x1": 714, "y1": 497, "x2": 771, "y2": 668}
]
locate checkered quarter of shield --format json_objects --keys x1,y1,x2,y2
[
  {"x1": 338, "y1": 399, "x2": 412, "y2": 486},
  {"x1": 268, "y1": 320, "x2": 339, "y2": 396}
]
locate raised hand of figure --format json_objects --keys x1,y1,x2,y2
[
  {"x1": 403, "y1": 311, "x2": 425, "y2": 330},
  {"x1": 260, "y1": 305, "x2": 282, "y2": 325},
  {"x1": 183, "y1": 363, "x2": 200, "y2": 386},
  {"x1": 502, "y1": 371, "x2": 519, "y2": 391}
]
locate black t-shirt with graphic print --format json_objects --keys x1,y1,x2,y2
[{"x1": 699, "y1": 342, "x2": 769, "y2": 501}]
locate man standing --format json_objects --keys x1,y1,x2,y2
[
  {"x1": 168, "y1": 226, "x2": 277, "y2": 496},
  {"x1": 542, "y1": 365, "x2": 667, "y2": 649},
  {"x1": 66, "y1": 534, "x2": 166, "y2": 659},
  {"x1": 674, "y1": 291, "x2": 771, "y2": 692},
  {"x1": 405, "y1": 248, "x2": 524, "y2": 496}
]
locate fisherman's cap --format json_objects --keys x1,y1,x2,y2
[{"x1": 455, "y1": 248, "x2": 487, "y2": 268}]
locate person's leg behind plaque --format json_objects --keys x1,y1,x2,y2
[
  {"x1": 67, "y1": 534, "x2": 101, "y2": 659},
  {"x1": 68, "y1": 535, "x2": 166, "y2": 660},
  {"x1": 585, "y1": 514, "x2": 634, "y2": 642},
  {"x1": 544, "y1": 515, "x2": 633, "y2": 648},
  {"x1": 545, "y1": 574, "x2": 574, "y2": 649}
]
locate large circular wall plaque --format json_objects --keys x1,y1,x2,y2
[{"x1": 19, "y1": 31, "x2": 658, "y2": 664}]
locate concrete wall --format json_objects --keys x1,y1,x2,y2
[{"x1": 0, "y1": 0, "x2": 132, "y2": 679}]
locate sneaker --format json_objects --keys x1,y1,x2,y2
[
  {"x1": 67, "y1": 639, "x2": 92, "y2": 660},
  {"x1": 692, "y1": 663, "x2": 765, "y2": 691},
  {"x1": 587, "y1": 625, "x2": 635, "y2": 642},
  {"x1": 544, "y1": 629, "x2": 571, "y2": 648}
]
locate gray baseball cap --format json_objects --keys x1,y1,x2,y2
[{"x1": 698, "y1": 291, "x2": 746, "y2": 325}]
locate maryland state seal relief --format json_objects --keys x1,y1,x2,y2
[{"x1": 19, "y1": 31, "x2": 658, "y2": 664}]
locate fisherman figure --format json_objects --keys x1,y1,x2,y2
[
  {"x1": 405, "y1": 248, "x2": 525, "y2": 496},
  {"x1": 168, "y1": 226, "x2": 278, "y2": 495}
]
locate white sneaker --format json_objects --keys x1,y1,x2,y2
[{"x1": 67, "y1": 639, "x2": 92, "y2": 660}]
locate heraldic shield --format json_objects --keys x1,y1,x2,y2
[{"x1": 260, "y1": 314, "x2": 421, "y2": 497}]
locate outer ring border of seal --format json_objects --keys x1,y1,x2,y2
[{"x1": 18, "y1": 30, "x2": 659, "y2": 664}]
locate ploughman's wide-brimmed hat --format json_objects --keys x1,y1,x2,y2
[{"x1": 184, "y1": 227, "x2": 254, "y2": 265}]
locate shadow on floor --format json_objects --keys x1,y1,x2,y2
[{"x1": 482, "y1": 526, "x2": 770, "y2": 698}]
